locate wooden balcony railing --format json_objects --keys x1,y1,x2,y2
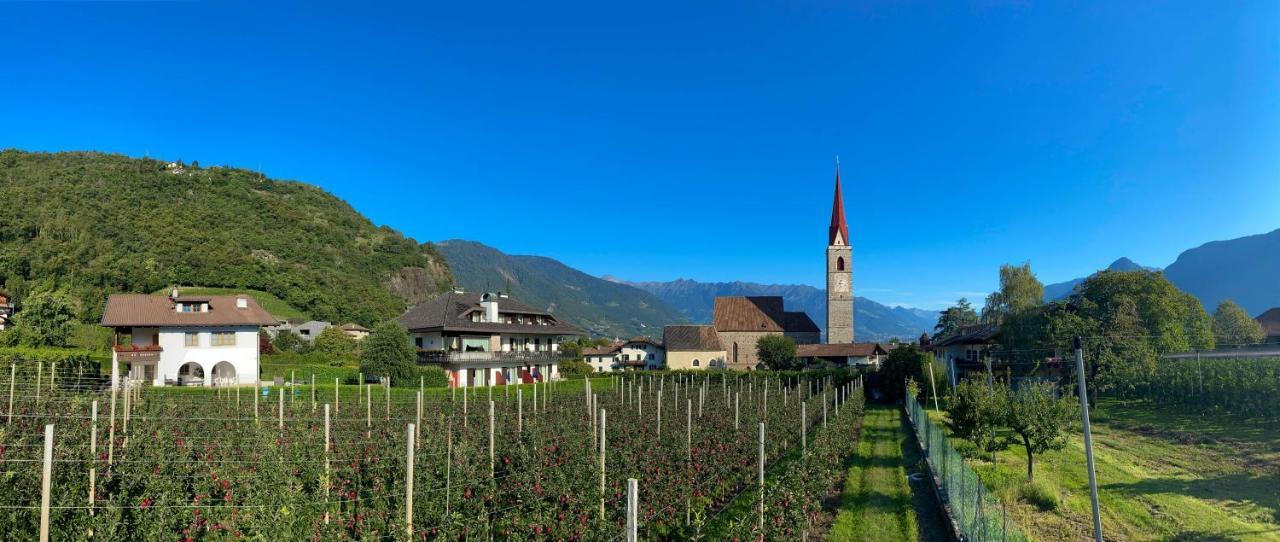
[{"x1": 114, "y1": 345, "x2": 162, "y2": 364}]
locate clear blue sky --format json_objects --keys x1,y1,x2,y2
[{"x1": 2, "y1": 1, "x2": 1277, "y2": 310}]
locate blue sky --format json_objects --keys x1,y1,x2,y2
[{"x1": 2, "y1": 1, "x2": 1277, "y2": 310}]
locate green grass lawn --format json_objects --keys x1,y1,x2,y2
[
  {"x1": 155, "y1": 286, "x2": 310, "y2": 321},
  {"x1": 930, "y1": 399, "x2": 1280, "y2": 541},
  {"x1": 829, "y1": 404, "x2": 948, "y2": 541}
]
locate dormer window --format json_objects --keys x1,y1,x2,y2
[{"x1": 177, "y1": 302, "x2": 208, "y2": 313}]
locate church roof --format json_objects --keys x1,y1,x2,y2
[
  {"x1": 829, "y1": 165, "x2": 849, "y2": 246},
  {"x1": 712, "y1": 296, "x2": 820, "y2": 334}
]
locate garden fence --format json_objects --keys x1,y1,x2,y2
[{"x1": 904, "y1": 392, "x2": 1030, "y2": 542}]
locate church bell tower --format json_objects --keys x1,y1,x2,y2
[{"x1": 826, "y1": 161, "x2": 854, "y2": 344}]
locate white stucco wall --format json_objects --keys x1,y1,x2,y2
[{"x1": 154, "y1": 326, "x2": 260, "y2": 386}]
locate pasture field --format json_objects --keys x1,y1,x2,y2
[
  {"x1": 0, "y1": 366, "x2": 863, "y2": 540},
  {"x1": 930, "y1": 399, "x2": 1280, "y2": 541}
]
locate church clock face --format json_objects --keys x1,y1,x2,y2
[{"x1": 834, "y1": 275, "x2": 848, "y2": 293}]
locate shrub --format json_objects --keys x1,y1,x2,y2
[
  {"x1": 756, "y1": 334, "x2": 798, "y2": 370},
  {"x1": 557, "y1": 359, "x2": 592, "y2": 378},
  {"x1": 1019, "y1": 478, "x2": 1060, "y2": 511},
  {"x1": 415, "y1": 365, "x2": 449, "y2": 388}
]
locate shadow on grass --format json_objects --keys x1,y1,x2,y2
[
  {"x1": 1101, "y1": 471, "x2": 1280, "y2": 523},
  {"x1": 897, "y1": 407, "x2": 950, "y2": 542}
]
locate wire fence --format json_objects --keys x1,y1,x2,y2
[{"x1": 904, "y1": 392, "x2": 1029, "y2": 542}]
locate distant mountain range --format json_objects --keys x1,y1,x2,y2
[
  {"x1": 1042, "y1": 229, "x2": 1280, "y2": 317},
  {"x1": 1163, "y1": 228, "x2": 1280, "y2": 316},
  {"x1": 437, "y1": 240, "x2": 688, "y2": 338},
  {"x1": 620, "y1": 278, "x2": 937, "y2": 342}
]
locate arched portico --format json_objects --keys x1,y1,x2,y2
[
  {"x1": 211, "y1": 361, "x2": 237, "y2": 386},
  {"x1": 178, "y1": 362, "x2": 205, "y2": 386}
]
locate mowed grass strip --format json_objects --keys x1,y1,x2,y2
[
  {"x1": 930, "y1": 399, "x2": 1280, "y2": 542},
  {"x1": 829, "y1": 404, "x2": 947, "y2": 541}
]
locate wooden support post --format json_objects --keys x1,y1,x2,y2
[
  {"x1": 686, "y1": 399, "x2": 692, "y2": 462},
  {"x1": 6, "y1": 363, "x2": 14, "y2": 424},
  {"x1": 385, "y1": 379, "x2": 390, "y2": 421},
  {"x1": 405, "y1": 422, "x2": 415, "y2": 538},
  {"x1": 488, "y1": 400, "x2": 495, "y2": 478},
  {"x1": 518, "y1": 388, "x2": 523, "y2": 434},
  {"x1": 254, "y1": 383, "x2": 259, "y2": 426},
  {"x1": 36, "y1": 361, "x2": 42, "y2": 402},
  {"x1": 415, "y1": 391, "x2": 422, "y2": 450},
  {"x1": 324, "y1": 404, "x2": 331, "y2": 524},
  {"x1": 446, "y1": 422, "x2": 453, "y2": 516},
  {"x1": 599, "y1": 408, "x2": 607, "y2": 521},
  {"x1": 626, "y1": 478, "x2": 638, "y2": 542},
  {"x1": 40, "y1": 423, "x2": 53, "y2": 542},
  {"x1": 278, "y1": 388, "x2": 284, "y2": 431},
  {"x1": 801, "y1": 402, "x2": 807, "y2": 452},
  {"x1": 89, "y1": 401, "x2": 98, "y2": 515},
  {"x1": 657, "y1": 390, "x2": 662, "y2": 437},
  {"x1": 366, "y1": 384, "x2": 372, "y2": 439},
  {"x1": 734, "y1": 392, "x2": 739, "y2": 431},
  {"x1": 311, "y1": 373, "x2": 316, "y2": 411},
  {"x1": 758, "y1": 421, "x2": 765, "y2": 533}
]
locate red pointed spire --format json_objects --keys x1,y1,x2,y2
[{"x1": 829, "y1": 160, "x2": 849, "y2": 246}]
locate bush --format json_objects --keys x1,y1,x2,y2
[
  {"x1": 0, "y1": 347, "x2": 103, "y2": 387},
  {"x1": 416, "y1": 365, "x2": 449, "y2": 388},
  {"x1": 1019, "y1": 478, "x2": 1060, "y2": 511},
  {"x1": 756, "y1": 334, "x2": 798, "y2": 370},
  {"x1": 557, "y1": 359, "x2": 592, "y2": 378}
]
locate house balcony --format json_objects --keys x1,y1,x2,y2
[
  {"x1": 114, "y1": 345, "x2": 162, "y2": 364},
  {"x1": 417, "y1": 350, "x2": 567, "y2": 365}
]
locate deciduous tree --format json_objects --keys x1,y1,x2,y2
[
  {"x1": 756, "y1": 334, "x2": 798, "y2": 370},
  {"x1": 1212, "y1": 299, "x2": 1265, "y2": 346},
  {"x1": 358, "y1": 322, "x2": 417, "y2": 386},
  {"x1": 982, "y1": 262, "x2": 1044, "y2": 324},
  {"x1": 1006, "y1": 381, "x2": 1076, "y2": 481},
  {"x1": 935, "y1": 298, "x2": 980, "y2": 336}
]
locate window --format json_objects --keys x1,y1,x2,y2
[
  {"x1": 693, "y1": 359, "x2": 700, "y2": 367},
  {"x1": 184, "y1": 332, "x2": 199, "y2": 347},
  {"x1": 732, "y1": 343, "x2": 739, "y2": 364},
  {"x1": 648, "y1": 354, "x2": 654, "y2": 361},
  {"x1": 414, "y1": 337, "x2": 424, "y2": 348},
  {"x1": 212, "y1": 332, "x2": 236, "y2": 347},
  {"x1": 837, "y1": 256, "x2": 845, "y2": 271}
]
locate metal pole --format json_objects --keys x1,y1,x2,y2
[{"x1": 1074, "y1": 337, "x2": 1104, "y2": 542}]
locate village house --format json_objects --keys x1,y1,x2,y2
[
  {"x1": 395, "y1": 291, "x2": 585, "y2": 387},
  {"x1": 338, "y1": 322, "x2": 371, "y2": 340},
  {"x1": 0, "y1": 291, "x2": 12, "y2": 331},
  {"x1": 713, "y1": 296, "x2": 821, "y2": 370},
  {"x1": 100, "y1": 291, "x2": 278, "y2": 387},
  {"x1": 582, "y1": 337, "x2": 665, "y2": 372},
  {"x1": 663, "y1": 325, "x2": 727, "y2": 370},
  {"x1": 795, "y1": 342, "x2": 889, "y2": 368},
  {"x1": 266, "y1": 319, "x2": 332, "y2": 343},
  {"x1": 928, "y1": 324, "x2": 1000, "y2": 387}
]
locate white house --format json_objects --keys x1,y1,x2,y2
[
  {"x1": 0, "y1": 291, "x2": 12, "y2": 331},
  {"x1": 395, "y1": 291, "x2": 585, "y2": 387},
  {"x1": 100, "y1": 292, "x2": 278, "y2": 387},
  {"x1": 583, "y1": 337, "x2": 665, "y2": 372},
  {"x1": 795, "y1": 342, "x2": 890, "y2": 368}
]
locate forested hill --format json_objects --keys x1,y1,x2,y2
[
  {"x1": 437, "y1": 240, "x2": 688, "y2": 338},
  {"x1": 0, "y1": 150, "x2": 452, "y2": 325}
]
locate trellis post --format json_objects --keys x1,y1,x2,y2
[
  {"x1": 278, "y1": 388, "x2": 284, "y2": 431},
  {"x1": 489, "y1": 400, "x2": 495, "y2": 478},
  {"x1": 626, "y1": 478, "x2": 638, "y2": 542},
  {"x1": 405, "y1": 422, "x2": 416, "y2": 538},
  {"x1": 734, "y1": 391, "x2": 739, "y2": 430},
  {"x1": 89, "y1": 400, "x2": 98, "y2": 515},
  {"x1": 758, "y1": 421, "x2": 765, "y2": 533},
  {"x1": 801, "y1": 402, "x2": 807, "y2": 452},
  {"x1": 7, "y1": 363, "x2": 14, "y2": 424},
  {"x1": 40, "y1": 423, "x2": 54, "y2": 542},
  {"x1": 600, "y1": 408, "x2": 607, "y2": 521},
  {"x1": 518, "y1": 388, "x2": 523, "y2": 434},
  {"x1": 324, "y1": 404, "x2": 331, "y2": 524},
  {"x1": 657, "y1": 390, "x2": 663, "y2": 437},
  {"x1": 366, "y1": 384, "x2": 372, "y2": 438},
  {"x1": 334, "y1": 377, "x2": 340, "y2": 413}
]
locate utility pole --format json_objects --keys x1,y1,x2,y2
[{"x1": 1074, "y1": 337, "x2": 1103, "y2": 542}]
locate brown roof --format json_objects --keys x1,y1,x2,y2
[
  {"x1": 931, "y1": 325, "x2": 1000, "y2": 347},
  {"x1": 583, "y1": 342, "x2": 623, "y2": 357},
  {"x1": 664, "y1": 325, "x2": 724, "y2": 352},
  {"x1": 395, "y1": 291, "x2": 585, "y2": 336},
  {"x1": 339, "y1": 323, "x2": 371, "y2": 332},
  {"x1": 1258, "y1": 308, "x2": 1280, "y2": 337},
  {"x1": 712, "y1": 296, "x2": 820, "y2": 333},
  {"x1": 796, "y1": 342, "x2": 887, "y2": 358},
  {"x1": 100, "y1": 294, "x2": 278, "y2": 327}
]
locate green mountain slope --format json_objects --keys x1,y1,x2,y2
[
  {"x1": 0, "y1": 149, "x2": 452, "y2": 325},
  {"x1": 437, "y1": 240, "x2": 687, "y2": 338}
]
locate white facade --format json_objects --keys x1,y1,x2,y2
[{"x1": 116, "y1": 326, "x2": 260, "y2": 386}]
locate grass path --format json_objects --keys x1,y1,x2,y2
[{"x1": 828, "y1": 404, "x2": 948, "y2": 541}]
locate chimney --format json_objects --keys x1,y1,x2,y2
[
  {"x1": 170, "y1": 287, "x2": 179, "y2": 300},
  {"x1": 479, "y1": 293, "x2": 499, "y2": 323},
  {"x1": 236, "y1": 296, "x2": 248, "y2": 309}
]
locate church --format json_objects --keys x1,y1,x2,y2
[{"x1": 664, "y1": 164, "x2": 859, "y2": 370}]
